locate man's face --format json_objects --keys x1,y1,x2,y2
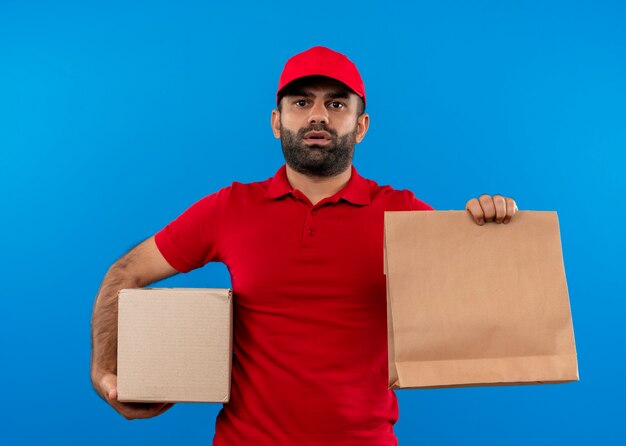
[{"x1": 271, "y1": 77, "x2": 369, "y2": 178}]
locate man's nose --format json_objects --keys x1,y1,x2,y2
[{"x1": 308, "y1": 100, "x2": 328, "y2": 125}]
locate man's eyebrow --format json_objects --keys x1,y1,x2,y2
[
  {"x1": 286, "y1": 90, "x2": 314, "y2": 98},
  {"x1": 285, "y1": 90, "x2": 351, "y2": 99},
  {"x1": 325, "y1": 91, "x2": 350, "y2": 99}
]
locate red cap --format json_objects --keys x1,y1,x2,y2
[{"x1": 276, "y1": 46, "x2": 366, "y2": 106}]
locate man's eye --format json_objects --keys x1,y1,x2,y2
[
  {"x1": 295, "y1": 99, "x2": 307, "y2": 107},
  {"x1": 329, "y1": 101, "x2": 344, "y2": 109}
]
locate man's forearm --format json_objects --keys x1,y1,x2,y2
[
  {"x1": 90, "y1": 238, "x2": 178, "y2": 418},
  {"x1": 90, "y1": 264, "x2": 142, "y2": 382}
]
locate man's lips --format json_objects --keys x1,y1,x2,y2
[
  {"x1": 303, "y1": 130, "x2": 332, "y2": 145},
  {"x1": 303, "y1": 131, "x2": 332, "y2": 140}
]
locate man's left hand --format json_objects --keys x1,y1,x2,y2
[{"x1": 465, "y1": 194, "x2": 518, "y2": 225}]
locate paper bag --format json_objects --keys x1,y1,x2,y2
[{"x1": 384, "y1": 211, "x2": 578, "y2": 389}]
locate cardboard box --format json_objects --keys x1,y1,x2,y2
[{"x1": 117, "y1": 288, "x2": 232, "y2": 403}]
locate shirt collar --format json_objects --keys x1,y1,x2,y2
[{"x1": 266, "y1": 164, "x2": 371, "y2": 206}]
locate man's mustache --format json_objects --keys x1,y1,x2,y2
[{"x1": 297, "y1": 125, "x2": 337, "y2": 140}]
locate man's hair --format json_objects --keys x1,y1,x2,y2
[{"x1": 277, "y1": 76, "x2": 366, "y2": 116}]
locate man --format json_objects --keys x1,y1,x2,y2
[{"x1": 91, "y1": 46, "x2": 517, "y2": 445}]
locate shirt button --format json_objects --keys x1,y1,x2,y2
[
  {"x1": 311, "y1": 210, "x2": 317, "y2": 216},
  {"x1": 308, "y1": 228, "x2": 315, "y2": 236}
]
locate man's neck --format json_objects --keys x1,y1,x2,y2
[{"x1": 285, "y1": 165, "x2": 352, "y2": 206}]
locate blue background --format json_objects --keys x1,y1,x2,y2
[{"x1": 1, "y1": 0, "x2": 624, "y2": 444}]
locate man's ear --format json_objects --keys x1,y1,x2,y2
[
  {"x1": 355, "y1": 113, "x2": 369, "y2": 144},
  {"x1": 271, "y1": 109, "x2": 281, "y2": 139}
]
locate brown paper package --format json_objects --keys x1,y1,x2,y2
[{"x1": 384, "y1": 211, "x2": 578, "y2": 389}]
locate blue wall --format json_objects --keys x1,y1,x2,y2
[{"x1": 1, "y1": 0, "x2": 624, "y2": 444}]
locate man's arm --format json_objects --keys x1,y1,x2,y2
[{"x1": 90, "y1": 235, "x2": 178, "y2": 420}]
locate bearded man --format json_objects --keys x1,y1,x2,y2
[{"x1": 91, "y1": 46, "x2": 517, "y2": 445}]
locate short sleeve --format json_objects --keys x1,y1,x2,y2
[
  {"x1": 408, "y1": 191, "x2": 435, "y2": 211},
  {"x1": 154, "y1": 187, "x2": 229, "y2": 273}
]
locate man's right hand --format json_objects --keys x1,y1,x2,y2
[{"x1": 94, "y1": 371, "x2": 175, "y2": 420}]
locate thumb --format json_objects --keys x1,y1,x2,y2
[{"x1": 100, "y1": 373, "x2": 119, "y2": 402}]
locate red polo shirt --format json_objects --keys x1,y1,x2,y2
[{"x1": 154, "y1": 165, "x2": 433, "y2": 445}]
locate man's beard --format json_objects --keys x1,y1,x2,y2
[{"x1": 280, "y1": 123, "x2": 357, "y2": 177}]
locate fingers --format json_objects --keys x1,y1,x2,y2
[
  {"x1": 114, "y1": 401, "x2": 176, "y2": 420},
  {"x1": 492, "y1": 195, "x2": 507, "y2": 223},
  {"x1": 479, "y1": 194, "x2": 497, "y2": 222},
  {"x1": 98, "y1": 372, "x2": 118, "y2": 402},
  {"x1": 97, "y1": 372, "x2": 175, "y2": 420},
  {"x1": 465, "y1": 198, "x2": 485, "y2": 225},
  {"x1": 156, "y1": 403, "x2": 175, "y2": 416},
  {"x1": 503, "y1": 197, "x2": 518, "y2": 224},
  {"x1": 466, "y1": 195, "x2": 518, "y2": 225}
]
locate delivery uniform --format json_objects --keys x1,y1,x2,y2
[{"x1": 154, "y1": 164, "x2": 432, "y2": 445}]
